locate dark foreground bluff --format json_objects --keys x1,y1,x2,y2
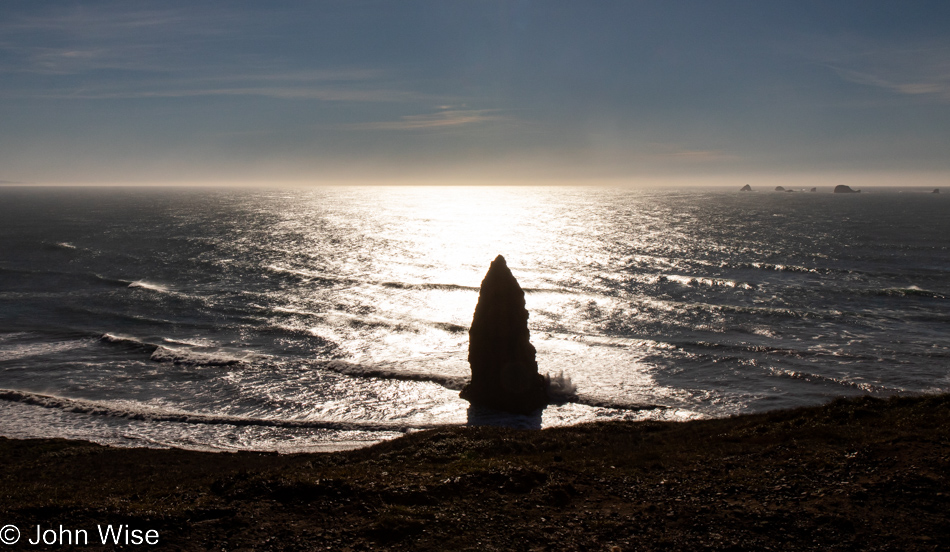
[{"x1": 460, "y1": 255, "x2": 548, "y2": 414}]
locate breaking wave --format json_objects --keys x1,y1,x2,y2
[
  {"x1": 737, "y1": 262, "x2": 823, "y2": 274},
  {"x1": 99, "y1": 333, "x2": 158, "y2": 353},
  {"x1": 380, "y1": 281, "x2": 479, "y2": 292},
  {"x1": 0, "y1": 389, "x2": 456, "y2": 432},
  {"x1": 264, "y1": 265, "x2": 358, "y2": 287},
  {"x1": 867, "y1": 287, "x2": 945, "y2": 299},
  {"x1": 149, "y1": 346, "x2": 264, "y2": 367},
  {"x1": 267, "y1": 306, "x2": 467, "y2": 334},
  {"x1": 320, "y1": 360, "x2": 469, "y2": 390},
  {"x1": 765, "y1": 368, "x2": 897, "y2": 393},
  {"x1": 657, "y1": 274, "x2": 756, "y2": 290},
  {"x1": 128, "y1": 280, "x2": 171, "y2": 293},
  {"x1": 100, "y1": 334, "x2": 265, "y2": 367},
  {"x1": 544, "y1": 370, "x2": 578, "y2": 402},
  {"x1": 320, "y1": 361, "x2": 664, "y2": 412}
]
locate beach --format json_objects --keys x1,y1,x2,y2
[{"x1": 2, "y1": 392, "x2": 947, "y2": 551}]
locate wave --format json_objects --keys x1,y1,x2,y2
[
  {"x1": 94, "y1": 274, "x2": 134, "y2": 287},
  {"x1": 637, "y1": 298, "x2": 842, "y2": 322},
  {"x1": 99, "y1": 333, "x2": 159, "y2": 353},
  {"x1": 267, "y1": 267, "x2": 482, "y2": 293},
  {"x1": 734, "y1": 262, "x2": 823, "y2": 274},
  {"x1": 657, "y1": 274, "x2": 756, "y2": 290},
  {"x1": 380, "y1": 281, "x2": 479, "y2": 292},
  {"x1": 544, "y1": 370, "x2": 578, "y2": 403},
  {"x1": 866, "y1": 286, "x2": 946, "y2": 299},
  {"x1": 264, "y1": 265, "x2": 358, "y2": 287},
  {"x1": 0, "y1": 388, "x2": 457, "y2": 432},
  {"x1": 39, "y1": 241, "x2": 82, "y2": 253},
  {"x1": 100, "y1": 334, "x2": 264, "y2": 367},
  {"x1": 319, "y1": 361, "x2": 664, "y2": 412},
  {"x1": 379, "y1": 280, "x2": 569, "y2": 295},
  {"x1": 125, "y1": 280, "x2": 213, "y2": 305},
  {"x1": 149, "y1": 346, "x2": 264, "y2": 367},
  {"x1": 267, "y1": 309, "x2": 411, "y2": 333},
  {"x1": 672, "y1": 339, "x2": 902, "y2": 363},
  {"x1": 766, "y1": 368, "x2": 896, "y2": 393},
  {"x1": 268, "y1": 306, "x2": 467, "y2": 334},
  {"x1": 128, "y1": 280, "x2": 171, "y2": 293},
  {"x1": 0, "y1": 266, "x2": 131, "y2": 288},
  {"x1": 432, "y1": 321, "x2": 467, "y2": 333},
  {"x1": 684, "y1": 340, "x2": 828, "y2": 358},
  {"x1": 570, "y1": 396, "x2": 669, "y2": 411},
  {"x1": 320, "y1": 360, "x2": 469, "y2": 390},
  {"x1": 0, "y1": 339, "x2": 90, "y2": 362}
]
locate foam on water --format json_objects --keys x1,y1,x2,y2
[{"x1": 128, "y1": 280, "x2": 171, "y2": 293}]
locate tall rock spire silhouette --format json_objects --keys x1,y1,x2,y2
[{"x1": 460, "y1": 255, "x2": 549, "y2": 414}]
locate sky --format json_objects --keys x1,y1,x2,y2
[{"x1": 1, "y1": 1, "x2": 949, "y2": 186}]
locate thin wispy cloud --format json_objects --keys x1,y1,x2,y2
[
  {"x1": 1, "y1": 46, "x2": 164, "y2": 75},
  {"x1": 0, "y1": 4, "x2": 436, "y2": 105},
  {"x1": 819, "y1": 41, "x2": 950, "y2": 103},
  {"x1": 0, "y1": 47, "x2": 431, "y2": 102},
  {"x1": 833, "y1": 67, "x2": 950, "y2": 101},
  {"x1": 0, "y1": 5, "x2": 243, "y2": 75},
  {"x1": 342, "y1": 109, "x2": 506, "y2": 131},
  {"x1": 3, "y1": 8, "x2": 195, "y2": 33},
  {"x1": 0, "y1": 5, "x2": 236, "y2": 51},
  {"x1": 23, "y1": 85, "x2": 429, "y2": 103},
  {"x1": 2, "y1": 2, "x2": 949, "y2": 184}
]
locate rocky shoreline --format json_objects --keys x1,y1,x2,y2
[{"x1": 1, "y1": 393, "x2": 948, "y2": 551}]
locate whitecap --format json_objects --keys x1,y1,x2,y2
[
  {"x1": 128, "y1": 280, "x2": 170, "y2": 293},
  {"x1": 149, "y1": 346, "x2": 266, "y2": 367}
]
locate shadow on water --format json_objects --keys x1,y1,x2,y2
[{"x1": 466, "y1": 405, "x2": 543, "y2": 430}]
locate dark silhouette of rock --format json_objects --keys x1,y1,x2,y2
[
  {"x1": 460, "y1": 255, "x2": 548, "y2": 414},
  {"x1": 833, "y1": 185, "x2": 861, "y2": 194},
  {"x1": 774, "y1": 186, "x2": 786, "y2": 192},
  {"x1": 933, "y1": 188, "x2": 940, "y2": 194},
  {"x1": 740, "y1": 184, "x2": 752, "y2": 192},
  {"x1": 810, "y1": 187, "x2": 817, "y2": 192}
]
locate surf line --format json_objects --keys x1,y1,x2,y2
[{"x1": 0, "y1": 388, "x2": 459, "y2": 432}]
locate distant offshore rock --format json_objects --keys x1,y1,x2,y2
[
  {"x1": 774, "y1": 186, "x2": 786, "y2": 192},
  {"x1": 810, "y1": 187, "x2": 817, "y2": 192},
  {"x1": 740, "y1": 184, "x2": 752, "y2": 192},
  {"x1": 933, "y1": 188, "x2": 940, "y2": 194},
  {"x1": 460, "y1": 255, "x2": 548, "y2": 414},
  {"x1": 833, "y1": 185, "x2": 861, "y2": 194}
]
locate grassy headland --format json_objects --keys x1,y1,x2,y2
[{"x1": 1, "y1": 393, "x2": 948, "y2": 551}]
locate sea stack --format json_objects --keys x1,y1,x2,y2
[
  {"x1": 933, "y1": 189, "x2": 940, "y2": 194},
  {"x1": 740, "y1": 184, "x2": 752, "y2": 192},
  {"x1": 774, "y1": 186, "x2": 786, "y2": 192},
  {"x1": 833, "y1": 185, "x2": 861, "y2": 193},
  {"x1": 460, "y1": 255, "x2": 548, "y2": 414}
]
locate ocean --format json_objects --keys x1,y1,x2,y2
[{"x1": 1, "y1": 185, "x2": 947, "y2": 452}]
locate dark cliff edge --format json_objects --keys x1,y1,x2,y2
[{"x1": 1, "y1": 393, "x2": 947, "y2": 551}]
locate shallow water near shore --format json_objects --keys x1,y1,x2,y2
[{"x1": 1, "y1": 185, "x2": 948, "y2": 451}]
